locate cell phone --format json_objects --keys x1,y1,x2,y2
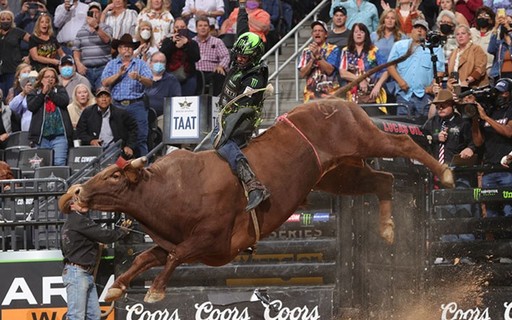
[
  {"x1": 28, "y1": 2, "x2": 38, "y2": 9},
  {"x1": 497, "y1": 8, "x2": 506, "y2": 17},
  {"x1": 87, "y1": 10, "x2": 94, "y2": 17},
  {"x1": 450, "y1": 71, "x2": 459, "y2": 81},
  {"x1": 178, "y1": 29, "x2": 188, "y2": 37},
  {"x1": 69, "y1": 0, "x2": 74, "y2": 5}
]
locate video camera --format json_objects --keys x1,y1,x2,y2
[
  {"x1": 425, "y1": 31, "x2": 447, "y2": 48},
  {"x1": 457, "y1": 86, "x2": 498, "y2": 118}
]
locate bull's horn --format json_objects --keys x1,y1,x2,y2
[{"x1": 130, "y1": 157, "x2": 147, "y2": 169}]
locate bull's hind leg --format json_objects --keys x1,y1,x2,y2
[
  {"x1": 315, "y1": 164, "x2": 395, "y2": 244},
  {"x1": 105, "y1": 245, "x2": 168, "y2": 302},
  {"x1": 363, "y1": 133, "x2": 454, "y2": 188}
]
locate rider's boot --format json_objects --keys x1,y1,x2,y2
[{"x1": 236, "y1": 158, "x2": 270, "y2": 211}]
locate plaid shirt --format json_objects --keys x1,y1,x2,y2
[
  {"x1": 193, "y1": 35, "x2": 230, "y2": 73},
  {"x1": 101, "y1": 57, "x2": 153, "y2": 101}
]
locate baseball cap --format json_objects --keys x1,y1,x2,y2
[
  {"x1": 332, "y1": 6, "x2": 347, "y2": 15},
  {"x1": 60, "y1": 55, "x2": 74, "y2": 65},
  {"x1": 96, "y1": 86, "x2": 111, "y2": 96},
  {"x1": 89, "y1": 1, "x2": 101, "y2": 10},
  {"x1": 311, "y1": 20, "x2": 328, "y2": 32},
  {"x1": 412, "y1": 19, "x2": 429, "y2": 31},
  {"x1": 495, "y1": 79, "x2": 511, "y2": 92}
]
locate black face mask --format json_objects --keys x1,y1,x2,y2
[
  {"x1": 476, "y1": 18, "x2": 490, "y2": 29},
  {"x1": 440, "y1": 24, "x2": 454, "y2": 35},
  {"x1": 0, "y1": 22, "x2": 11, "y2": 31}
]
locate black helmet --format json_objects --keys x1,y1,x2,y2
[{"x1": 231, "y1": 32, "x2": 265, "y2": 69}]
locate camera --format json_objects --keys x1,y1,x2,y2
[
  {"x1": 87, "y1": 10, "x2": 94, "y2": 17},
  {"x1": 28, "y1": 2, "x2": 39, "y2": 10},
  {"x1": 457, "y1": 86, "x2": 498, "y2": 118},
  {"x1": 425, "y1": 31, "x2": 447, "y2": 47}
]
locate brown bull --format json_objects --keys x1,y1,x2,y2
[{"x1": 59, "y1": 99, "x2": 454, "y2": 303}]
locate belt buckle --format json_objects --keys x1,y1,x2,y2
[{"x1": 120, "y1": 100, "x2": 130, "y2": 106}]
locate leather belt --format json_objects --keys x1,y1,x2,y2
[
  {"x1": 115, "y1": 97, "x2": 143, "y2": 106},
  {"x1": 66, "y1": 262, "x2": 94, "y2": 274},
  {"x1": 60, "y1": 41, "x2": 74, "y2": 48}
]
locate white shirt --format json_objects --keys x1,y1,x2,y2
[
  {"x1": 181, "y1": 0, "x2": 224, "y2": 33},
  {"x1": 54, "y1": 2, "x2": 89, "y2": 43},
  {"x1": 104, "y1": 8, "x2": 138, "y2": 39}
]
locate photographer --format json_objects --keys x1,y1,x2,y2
[
  {"x1": 471, "y1": 78, "x2": 512, "y2": 217},
  {"x1": 488, "y1": 13, "x2": 512, "y2": 81}
]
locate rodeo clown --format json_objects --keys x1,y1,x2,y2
[{"x1": 195, "y1": 0, "x2": 270, "y2": 212}]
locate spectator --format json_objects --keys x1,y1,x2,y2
[
  {"x1": 220, "y1": 0, "x2": 271, "y2": 43},
  {"x1": 171, "y1": 0, "x2": 186, "y2": 19},
  {"x1": 455, "y1": 0, "x2": 482, "y2": 26},
  {"x1": 14, "y1": 0, "x2": 49, "y2": 56},
  {"x1": 101, "y1": 33, "x2": 153, "y2": 156},
  {"x1": 330, "y1": 0, "x2": 379, "y2": 33},
  {"x1": 470, "y1": 6, "x2": 495, "y2": 76},
  {"x1": 9, "y1": 70, "x2": 37, "y2": 131},
  {"x1": 387, "y1": 19, "x2": 445, "y2": 119},
  {"x1": 446, "y1": 25, "x2": 488, "y2": 91},
  {"x1": 488, "y1": 14, "x2": 512, "y2": 81},
  {"x1": 53, "y1": 0, "x2": 88, "y2": 56},
  {"x1": 338, "y1": 23, "x2": 388, "y2": 103},
  {"x1": 59, "y1": 55, "x2": 91, "y2": 101},
  {"x1": 0, "y1": 10, "x2": 30, "y2": 101},
  {"x1": 76, "y1": 86, "x2": 137, "y2": 157},
  {"x1": 297, "y1": 20, "x2": 338, "y2": 102},
  {"x1": 29, "y1": 13, "x2": 65, "y2": 71},
  {"x1": 73, "y1": 2, "x2": 113, "y2": 92},
  {"x1": 67, "y1": 83, "x2": 95, "y2": 129},
  {"x1": 145, "y1": 52, "x2": 181, "y2": 130},
  {"x1": 0, "y1": 89, "x2": 21, "y2": 148},
  {"x1": 100, "y1": 0, "x2": 138, "y2": 40},
  {"x1": 471, "y1": 78, "x2": 512, "y2": 217},
  {"x1": 381, "y1": 0, "x2": 424, "y2": 35},
  {"x1": 133, "y1": 20, "x2": 159, "y2": 63},
  {"x1": 436, "y1": 10, "x2": 458, "y2": 66},
  {"x1": 483, "y1": 0, "x2": 511, "y2": 17},
  {"x1": 5, "y1": 63, "x2": 33, "y2": 104},
  {"x1": 371, "y1": 8, "x2": 406, "y2": 102},
  {"x1": 193, "y1": 16, "x2": 230, "y2": 96},
  {"x1": 327, "y1": 5, "x2": 350, "y2": 49},
  {"x1": 181, "y1": 0, "x2": 224, "y2": 34},
  {"x1": 160, "y1": 17, "x2": 200, "y2": 96},
  {"x1": 261, "y1": 0, "x2": 293, "y2": 49},
  {"x1": 27, "y1": 67, "x2": 72, "y2": 166},
  {"x1": 137, "y1": 0, "x2": 174, "y2": 47},
  {"x1": 439, "y1": 0, "x2": 469, "y2": 26}
]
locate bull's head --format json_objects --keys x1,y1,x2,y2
[{"x1": 58, "y1": 156, "x2": 147, "y2": 213}]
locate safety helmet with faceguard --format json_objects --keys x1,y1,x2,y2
[{"x1": 231, "y1": 32, "x2": 265, "y2": 69}]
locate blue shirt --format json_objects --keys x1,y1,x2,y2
[
  {"x1": 388, "y1": 39, "x2": 445, "y2": 100},
  {"x1": 101, "y1": 57, "x2": 153, "y2": 101},
  {"x1": 144, "y1": 72, "x2": 182, "y2": 116},
  {"x1": 330, "y1": 0, "x2": 379, "y2": 32},
  {"x1": 370, "y1": 32, "x2": 408, "y2": 61}
]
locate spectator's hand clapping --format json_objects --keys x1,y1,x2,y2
[
  {"x1": 214, "y1": 65, "x2": 226, "y2": 75},
  {"x1": 128, "y1": 71, "x2": 140, "y2": 80}
]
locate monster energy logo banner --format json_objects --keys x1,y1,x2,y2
[{"x1": 473, "y1": 188, "x2": 506, "y2": 201}]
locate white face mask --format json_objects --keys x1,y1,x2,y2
[{"x1": 140, "y1": 30, "x2": 151, "y2": 40}]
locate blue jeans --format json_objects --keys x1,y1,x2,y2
[
  {"x1": 211, "y1": 125, "x2": 245, "y2": 171},
  {"x1": 113, "y1": 100, "x2": 148, "y2": 156},
  {"x1": 62, "y1": 264, "x2": 101, "y2": 320},
  {"x1": 85, "y1": 66, "x2": 105, "y2": 93},
  {"x1": 483, "y1": 171, "x2": 512, "y2": 217},
  {"x1": 38, "y1": 135, "x2": 68, "y2": 166},
  {"x1": 396, "y1": 94, "x2": 431, "y2": 118},
  {"x1": 181, "y1": 73, "x2": 197, "y2": 96}
]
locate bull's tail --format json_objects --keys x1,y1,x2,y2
[{"x1": 332, "y1": 43, "x2": 416, "y2": 99}]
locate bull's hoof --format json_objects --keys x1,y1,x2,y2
[
  {"x1": 144, "y1": 289, "x2": 165, "y2": 303},
  {"x1": 105, "y1": 288, "x2": 124, "y2": 302},
  {"x1": 380, "y1": 219, "x2": 395, "y2": 245},
  {"x1": 440, "y1": 165, "x2": 455, "y2": 189}
]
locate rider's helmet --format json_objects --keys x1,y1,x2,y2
[{"x1": 231, "y1": 32, "x2": 265, "y2": 69}]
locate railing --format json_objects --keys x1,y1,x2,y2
[{"x1": 262, "y1": 0, "x2": 331, "y2": 117}]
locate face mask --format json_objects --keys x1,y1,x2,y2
[
  {"x1": 440, "y1": 23, "x2": 454, "y2": 35},
  {"x1": 476, "y1": 18, "x2": 490, "y2": 29},
  {"x1": 0, "y1": 22, "x2": 11, "y2": 31},
  {"x1": 140, "y1": 30, "x2": 151, "y2": 40},
  {"x1": 60, "y1": 66, "x2": 74, "y2": 78},
  {"x1": 19, "y1": 72, "x2": 30, "y2": 81},
  {"x1": 246, "y1": 0, "x2": 259, "y2": 9},
  {"x1": 152, "y1": 62, "x2": 165, "y2": 74}
]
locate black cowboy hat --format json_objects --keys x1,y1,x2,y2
[{"x1": 111, "y1": 33, "x2": 140, "y2": 50}]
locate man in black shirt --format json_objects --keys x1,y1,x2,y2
[{"x1": 60, "y1": 198, "x2": 131, "y2": 320}]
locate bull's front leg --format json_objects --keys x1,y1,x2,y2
[
  {"x1": 144, "y1": 251, "x2": 181, "y2": 303},
  {"x1": 105, "y1": 245, "x2": 168, "y2": 302}
]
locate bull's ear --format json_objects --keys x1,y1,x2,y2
[{"x1": 123, "y1": 157, "x2": 147, "y2": 184}]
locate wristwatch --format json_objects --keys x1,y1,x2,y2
[{"x1": 94, "y1": 24, "x2": 99, "y2": 31}]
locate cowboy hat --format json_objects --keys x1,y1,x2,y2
[
  {"x1": 432, "y1": 89, "x2": 455, "y2": 104},
  {"x1": 111, "y1": 33, "x2": 140, "y2": 50}
]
